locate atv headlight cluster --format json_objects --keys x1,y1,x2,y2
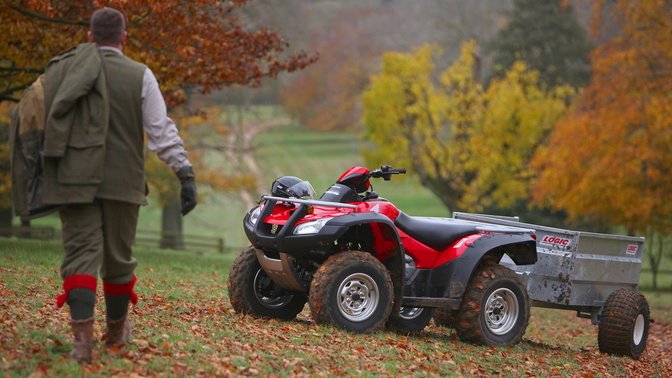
[
  {"x1": 248, "y1": 207, "x2": 261, "y2": 225},
  {"x1": 293, "y1": 218, "x2": 330, "y2": 235}
]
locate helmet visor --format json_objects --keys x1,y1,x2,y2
[{"x1": 286, "y1": 180, "x2": 317, "y2": 200}]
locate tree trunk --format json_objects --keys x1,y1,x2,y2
[
  {"x1": 19, "y1": 219, "x2": 31, "y2": 238},
  {"x1": 0, "y1": 207, "x2": 12, "y2": 237},
  {"x1": 647, "y1": 230, "x2": 663, "y2": 290},
  {"x1": 160, "y1": 196, "x2": 184, "y2": 250}
]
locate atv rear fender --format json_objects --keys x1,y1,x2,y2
[{"x1": 422, "y1": 233, "x2": 537, "y2": 305}]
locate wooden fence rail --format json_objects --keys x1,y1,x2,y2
[{"x1": 0, "y1": 226, "x2": 226, "y2": 254}]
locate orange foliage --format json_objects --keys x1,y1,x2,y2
[
  {"x1": 0, "y1": 1, "x2": 315, "y2": 206},
  {"x1": 0, "y1": 0, "x2": 317, "y2": 106},
  {"x1": 532, "y1": 0, "x2": 672, "y2": 233}
]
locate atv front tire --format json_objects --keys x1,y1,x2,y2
[
  {"x1": 455, "y1": 264, "x2": 530, "y2": 346},
  {"x1": 227, "y1": 246, "x2": 307, "y2": 320},
  {"x1": 598, "y1": 288, "x2": 649, "y2": 360},
  {"x1": 309, "y1": 251, "x2": 393, "y2": 333}
]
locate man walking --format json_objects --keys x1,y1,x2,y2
[{"x1": 42, "y1": 8, "x2": 197, "y2": 363}]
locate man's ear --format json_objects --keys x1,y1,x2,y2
[
  {"x1": 120, "y1": 31, "x2": 127, "y2": 47},
  {"x1": 87, "y1": 31, "x2": 94, "y2": 43}
]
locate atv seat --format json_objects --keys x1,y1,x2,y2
[{"x1": 395, "y1": 212, "x2": 480, "y2": 251}]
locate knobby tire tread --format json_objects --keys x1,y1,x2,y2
[
  {"x1": 227, "y1": 246, "x2": 306, "y2": 320},
  {"x1": 598, "y1": 288, "x2": 649, "y2": 359},
  {"x1": 387, "y1": 307, "x2": 435, "y2": 332},
  {"x1": 227, "y1": 246, "x2": 259, "y2": 315},
  {"x1": 455, "y1": 264, "x2": 529, "y2": 346},
  {"x1": 434, "y1": 308, "x2": 459, "y2": 328},
  {"x1": 309, "y1": 251, "x2": 393, "y2": 333}
]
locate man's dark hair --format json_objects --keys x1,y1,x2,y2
[{"x1": 90, "y1": 8, "x2": 126, "y2": 45}]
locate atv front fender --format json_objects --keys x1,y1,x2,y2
[
  {"x1": 244, "y1": 206, "x2": 404, "y2": 317},
  {"x1": 325, "y1": 212, "x2": 404, "y2": 318}
]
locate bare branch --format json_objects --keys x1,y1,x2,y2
[
  {"x1": 6, "y1": 4, "x2": 88, "y2": 27},
  {"x1": 0, "y1": 67, "x2": 44, "y2": 74}
]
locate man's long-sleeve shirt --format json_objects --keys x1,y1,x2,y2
[{"x1": 100, "y1": 46, "x2": 190, "y2": 172}]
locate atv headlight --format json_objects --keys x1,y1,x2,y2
[
  {"x1": 293, "y1": 218, "x2": 330, "y2": 235},
  {"x1": 248, "y1": 207, "x2": 261, "y2": 225}
]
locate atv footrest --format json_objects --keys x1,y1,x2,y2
[{"x1": 401, "y1": 296, "x2": 461, "y2": 310}]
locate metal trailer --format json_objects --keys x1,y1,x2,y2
[{"x1": 452, "y1": 212, "x2": 650, "y2": 359}]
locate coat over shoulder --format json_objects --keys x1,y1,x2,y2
[{"x1": 42, "y1": 42, "x2": 110, "y2": 205}]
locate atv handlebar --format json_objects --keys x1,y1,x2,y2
[{"x1": 371, "y1": 165, "x2": 406, "y2": 181}]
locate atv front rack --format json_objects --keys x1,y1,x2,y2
[
  {"x1": 244, "y1": 196, "x2": 359, "y2": 257},
  {"x1": 263, "y1": 196, "x2": 359, "y2": 210}
]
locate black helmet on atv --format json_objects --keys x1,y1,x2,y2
[{"x1": 271, "y1": 176, "x2": 317, "y2": 199}]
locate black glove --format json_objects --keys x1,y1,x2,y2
[{"x1": 176, "y1": 165, "x2": 197, "y2": 215}]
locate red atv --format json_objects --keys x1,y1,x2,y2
[{"x1": 227, "y1": 166, "x2": 537, "y2": 346}]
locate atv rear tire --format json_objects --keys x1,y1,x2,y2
[
  {"x1": 434, "y1": 308, "x2": 459, "y2": 328},
  {"x1": 455, "y1": 264, "x2": 529, "y2": 346},
  {"x1": 309, "y1": 251, "x2": 393, "y2": 333},
  {"x1": 387, "y1": 307, "x2": 435, "y2": 332},
  {"x1": 598, "y1": 288, "x2": 649, "y2": 360},
  {"x1": 227, "y1": 246, "x2": 307, "y2": 320}
]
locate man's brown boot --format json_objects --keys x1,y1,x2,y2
[
  {"x1": 69, "y1": 317, "x2": 94, "y2": 363},
  {"x1": 105, "y1": 314, "x2": 131, "y2": 348}
]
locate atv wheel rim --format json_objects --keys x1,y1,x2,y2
[
  {"x1": 633, "y1": 313, "x2": 645, "y2": 345},
  {"x1": 253, "y1": 269, "x2": 293, "y2": 309},
  {"x1": 399, "y1": 307, "x2": 424, "y2": 320},
  {"x1": 337, "y1": 273, "x2": 379, "y2": 322},
  {"x1": 484, "y1": 288, "x2": 519, "y2": 336}
]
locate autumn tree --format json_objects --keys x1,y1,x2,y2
[
  {"x1": 487, "y1": 0, "x2": 592, "y2": 88},
  {"x1": 532, "y1": 0, "x2": 672, "y2": 288},
  {"x1": 362, "y1": 41, "x2": 572, "y2": 214},
  {"x1": 280, "y1": 6, "x2": 399, "y2": 131},
  {"x1": 0, "y1": 0, "x2": 315, "y2": 244},
  {"x1": 277, "y1": 0, "x2": 511, "y2": 131}
]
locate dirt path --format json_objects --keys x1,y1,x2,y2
[{"x1": 224, "y1": 118, "x2": 289, "y2": 209}]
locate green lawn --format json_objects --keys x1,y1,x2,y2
[{"x1": 1, "y1": 238, "x2": 670, "y2": 376}]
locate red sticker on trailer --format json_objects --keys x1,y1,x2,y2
[
  {"x1": 539, "y1": 235, "x2": 571, "y2": 247},
  {"x1": 626, "y1": 244, "x2": 638, "y2": 255}
]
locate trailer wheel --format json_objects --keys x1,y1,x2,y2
[
  {"x1": 387, "y1": 307, "x2": 435, "y2": 332},
  {"x1": 455, "y1": 264, "x2": 530, "y2": 346},
  {"x1": 227, "y1": 246, "x2": 307, "y2": 320},
  {"x1": 309, "y1": 251, "x2": 393, "y2": 333},
  {"x1": 598, "y1": 288, "x2": 649, "y2": 360},
  {"x1": 434, "y1": 308, "x2": 459, "y2": 328}
]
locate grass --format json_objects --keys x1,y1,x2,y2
[{"x1": 1, "y1": 238, "x2": 671, "y2": 376}]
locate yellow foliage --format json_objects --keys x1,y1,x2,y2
[{"x1": 363, "y1": 41, "x2": 572, "y2": 213}]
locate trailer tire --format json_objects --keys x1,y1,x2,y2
[
  {"x1": 227, "y1": 246, "x2": 307, "y2": 320},
  {"x1": 455, "y1": 264, "x2": 530, "y2": 346},
  {"x1": 598, "y1": 288, "x2": 649, "y2": 360},
  {"x1": 434, "y1": 308, "x2": 459, "y2": 328},
  {"x1": 309, "y1": 251, "x2": 393, "y2": 333},
  {"x1": 387, "y1": 307, "x2": 435, "y2": 332}
]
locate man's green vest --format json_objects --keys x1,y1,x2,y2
[{"x1": 95, "y1": 50, "x2": 147, "y2": 204}]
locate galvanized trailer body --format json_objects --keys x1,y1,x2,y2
[{"x1": 452, "y1": 212, "x2": 645, "y2": 324}]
